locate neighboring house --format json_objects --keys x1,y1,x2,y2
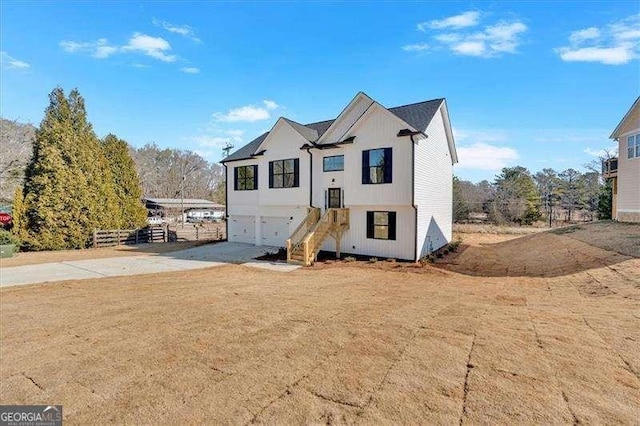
[
  {"x1": 605, "y1": 97, "x2": 640, "y2": 222},
  {"x1": 221, "y1": 92, "x2": 457, "y2": 264}
]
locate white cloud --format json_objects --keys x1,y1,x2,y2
[
  {"x1": 123, "y1": 33, "x2": 177, "y2": 62},
  {"x1": 569, "y1": 27, "x2": 600, "y2": 44},
  {"x1": 406, "y1": 12, "x2": 527, "y2": 58},
  {"x1": 457, "y1": 142, "x2": 520, "y2": 170},
  {"x1": 556, "y1": 14, "x2": 640, "y2": 65},
  {"x1": 1, "y1": 51, "x2": 30, "y2": 69},
  {"x1": 152, "y1": 18, "x2": 201, "y2": 43},
  {"x1": 402, "y1": 43, "x2": 430, "y2": 52},
  {"x1": 263, "y1": 100, "x2": 278, "y2": 110},
  {"x1": 60, "y1": 38, "x2": 119, "y2": 59},
  {"x1": 584, "y1": 145, "x2": 618, "y2": 157},
  {"x1": 181, "y1": 66, "x2": 200, "y2": 74},
  {"x1": 213, "y1": 101, "x2": 280, "y2": 122},
  {"x1": 418, "y1": 11, "x2": 480, "y2": 31},
  {"x1": 61, "y1": 33, "x2": 178, "y2": 63}
]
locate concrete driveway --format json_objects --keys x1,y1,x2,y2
[{"x1": 0, "y1": 242, "x2": 299, "y2": 288}]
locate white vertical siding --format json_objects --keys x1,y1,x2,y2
[
  {"x1": 320, "y1": 205, "x2": 415, "y2": 260},
  {"x1": 414, "y1": 106, "x2": 453, "y2": 259},
  {"x1": 312, "y1": 105, "x2": 413, "y2": 208}
]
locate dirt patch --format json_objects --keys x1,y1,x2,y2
[
  {"x1": 0, "y1": 241, "x2": 214, "y2": 268},
  {"x1": 1, "y1": 230, "x2": 639, "y2": 423},
  {"x1": 440, "y1": 228, "x2": 635, "y2": 278},
  {"x1": 555, "y1": 221, "x2": 640, "y2": 258}
]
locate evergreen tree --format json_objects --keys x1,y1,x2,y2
[
  {"x1": 22, "y1": 87, "x2": 119, "y2": 250},
  {"x1": 452, "y1": 176, "x2": 470, "y2": 222},
  {"x1": 11, "y1": 187, "x2": 26, "y2": 241},
  {"x1": 67, "y1": 89, "x2": 120, "y2": 231},
  {"x1": 597, "y1": 179, "x2": 613, "y2": 220},
  {"x1": 490, "y1": 166, "x2": 542, "y2": 225},
  {"x1": 102, "y1": 134, "x2": 148, "y2": 228}
]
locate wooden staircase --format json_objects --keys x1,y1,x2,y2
[{"x1": 286, "y1": 207, "x2": 349, "y2": 266}]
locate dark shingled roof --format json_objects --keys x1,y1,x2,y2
[
  {"x1": 221, "y1": 98, "x2": 443, "y2": 163},
  {"x1": 388, "y1": 99, "x2": 444, "y2": 132}
]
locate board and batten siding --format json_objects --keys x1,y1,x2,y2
[
  {"x1": 312, "y1": 104, "x2": 413, "y2": 208},
  {"x1": 414, "y1": 105, "x2": 453, "y2": 258},
  {"x1": 320, "y1": 206, "x2": 415, "y2": 260}
]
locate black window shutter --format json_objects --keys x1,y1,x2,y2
[
  {"x1": 362, "y1": 150, "x2": 370, "y2": 184},
  {"x1": 388, "y1": 212, "x2": 397, "y2": 240},
  {"x1": 234, "y1": 167, "x2": 239, "y2": 190},
  {"x1": 293, "y1": 158, "x2": 299, "y2": 187},
  {"x1": 268, "y1": 162, "x2": 274, "y2": 188},
  {"x1": 383, "y1": 148, "x2": 393, "y2": 183},
  {"x1": 366, "y1": 211, "x2": 374, "y2": 239},
  {"x1": 253, "y1": 165, "x2": 258, "y2": 190}
]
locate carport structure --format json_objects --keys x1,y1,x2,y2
[{"x1": 144, "y1": 198, "x2": 225, "y2": 222}]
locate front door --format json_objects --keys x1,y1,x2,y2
[{"x1": 328, "y1": 188, "x2": 341, "y2": 209}]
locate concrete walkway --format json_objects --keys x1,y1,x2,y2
[{"x1": 0, "y1": 242, "x2": 299, "y2": 288}]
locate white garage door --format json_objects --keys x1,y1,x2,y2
[
  {"x1": 229, "y1": 215, "x2": 255, "y2": 244},
  {"x1": 260, "y1": 216, "x2": 291, "y2": 247}
]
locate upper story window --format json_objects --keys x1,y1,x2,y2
[
  {"x1": 269, "y1": 158, "x2": 299, "y2": 188},
  {"x1": 234, "y1": 165, "x2": 258, "y2": 191},
  {"x1": 323, "y1": 155, "x2": 344, "y2": 172},
  {"x1": 362, "y1": 148, "x2": 392, "y2": 184},
  {"x1": 627, "y1": 134, "x2": 640, "y2": 159}
]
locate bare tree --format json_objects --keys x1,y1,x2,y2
[{"x1": 0, "y1": 119, "x2": 35, "y2": 201}]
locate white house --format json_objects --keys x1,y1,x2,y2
[
  {"x1": 221, "y1": 92, "x2": 457, "y2": 264},
  {"x1": 605, "y1": 97, "x2": 640, "y2": 222}
]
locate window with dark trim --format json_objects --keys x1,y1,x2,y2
[
  {"x1": 323, "y1": 155, "x2": 344, "y2": 172},
  {"x1": 234, "y1": 165, "x2": 258, "y2": 191},
  {"x1": 366, "y1": 211, "x2": 396, "y2": 240},
  {"x1": 269, "y1": 158, "x2": 299, "y2": 188},
  {"x1": 362, "y1": 148, "x2": 392, "y2": 184}
]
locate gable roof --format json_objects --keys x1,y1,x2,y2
[
  {"x1": 388, "y1": 99, "x2": 444, "y2": 132},
  {"x1": 610, "y1": 96, "x2": 640, "y2": 139},
  {"x1": 221, "y1": 96, "x2": 444, "y2": 163}
]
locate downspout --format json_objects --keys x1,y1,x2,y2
[
  {"x1": 223, "y1": 163, "x2": 229, "y2": 241},
  {"x1": 306, "y1": 147, "x2": 313, "y2": 207},
  {"x1": 410, "y1": 135, "x2": 418, "y2": 262}
]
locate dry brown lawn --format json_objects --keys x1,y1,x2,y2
[{"x1": 1, "y1": 222, "x2": 639, "y2": 424}]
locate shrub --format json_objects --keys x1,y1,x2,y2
[
  {"x1": 449, "y1": 239, "x2": 462, "y2": 251},
  {"x1": 344, "y1": 256, "x2": 356, "y2": 262},
  {"x1": 419, "y1": 255, "x2": 434, "y2": 266},
  {"x1": 369, "y1": 257, "x2": 378, "y2": 263},
  {"x1": 0, "y1": 229, "x2": 20, "y2": 246}
]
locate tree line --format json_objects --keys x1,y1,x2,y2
[{"x1": 454, "y1": 166, "x2": 612, "y2": 225}]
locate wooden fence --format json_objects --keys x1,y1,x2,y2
[
  {"x1": 93, "y1": 223, "x2": 227, "y2": 248},
  {"x1": 93, "y1": 226, "x2": 166, "y2": 248},
  {"x1": 168, "y1": 223, "x2": 226, "y2": 242}
]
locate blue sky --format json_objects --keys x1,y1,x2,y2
[{"x1": 2, "y1": 1, "x2": 638, "y2": 182}]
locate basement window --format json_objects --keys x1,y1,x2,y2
[{"x1": 366, "y1": 211, "x2": 396, "y2": 240}]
